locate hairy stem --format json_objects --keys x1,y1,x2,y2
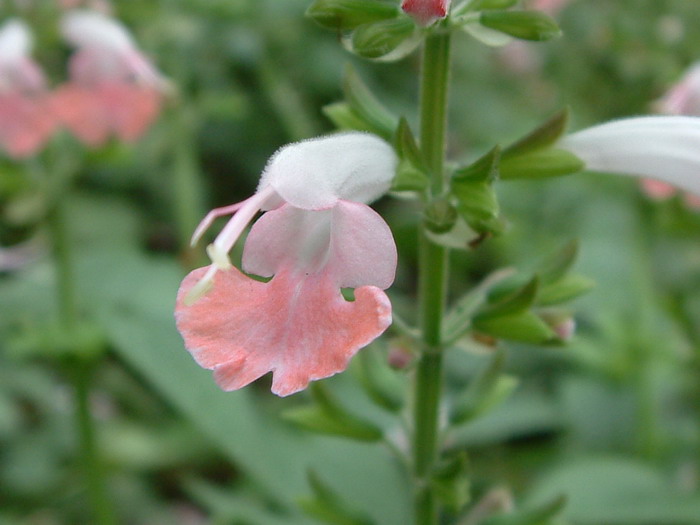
[{"x1": 413, "y1": 30, "x2": 452, "y2": 525}]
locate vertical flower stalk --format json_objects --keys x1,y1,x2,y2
[{"x1": 413, "y1": 30, "x2": 452, "y2": 525}]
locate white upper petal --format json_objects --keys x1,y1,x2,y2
[
  {"x1": 257, "y1": 132, "x2": 397, "y2": 210},
  {"x1": 61, "y1": 10, "x2": 135, "y2": 52},
  {"x1": 560, "y1": 116, "x2": 700, "y2": 196},
  {"x1": 0, "y1": 19, "x2": 32, "y2": 63}
]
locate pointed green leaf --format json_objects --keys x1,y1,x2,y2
[
  {"x1": 480, "y1": 10, "x2": 561, "y2": 41},
  {"x1": 323, "y1": 102, "x2": 378, "y2": 133},
  {"x1": 394, "y1": 117, "x2": 426, "y2": 171},
  {"x1": 453, "y1": 145, "x2": 501, "y2": 183},
  {"x1": 503, "y1": 109, "x2": 570, "y2": 157},
  {"x1": 481, "y1": 277, "x2": 539, "y2": 317},
  {"x1": 473, "y1": 311, "x2": 556, "y2": 344},
  {"x1": 393, "y1": 158, "x2": 429, "y2": 192},
  {"x1": 500, "y1": 148, "x2": 584, "y2": 180},
  {"x1": 342, "y1": 65, "x2": 398, "y2": 139},
  {"x1": 350, "y1": 17, "x2": 420, "y2": 61},
  {"x1": 306, "y1": 0, "x2": 398, "y2": 31},
  {"x1": 443, "y1": 269, "x2": 516, "y2": 343},
  {"x1": 538, "y1": 274, "x2": 595, "y2": 306},
  {"x1": 356, "y1": 347, "x2": 404, "y2": 412},
  {"x1": 283, "y1": 383, "x2": 383, "y2": 442},
  {"x1": 300, "y1": 470, "x2": 376, "y2": 525},
  {"x1": 539, "y1": 240, "x2": 579, "y2": 284},
  {"x1": 451, "y1": 351, "x2": 519, "y2": 425}
]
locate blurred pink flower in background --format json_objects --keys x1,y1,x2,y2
[
  {"x1": 639, "y1": 63, "x2": 700, "y2": 208},
  {"x1": 0, "y1": 19, "x2": 56, "y2": 158},
  {"x1": 176, "y1": 133, "x2": 398, "y2": 397},
  {"x1": 52, "y1": 10, "x2": 167, "y2": 147},
  {"x1": 401, "y1": 0, "x2": 451, "y2": 26},
  {"x1": 528, "y1": 0, "x2": 572, "y2": 15}
]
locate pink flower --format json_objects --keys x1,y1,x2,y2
[
  {"x1": 402, "y1": 0, "x2": 451, "y2": 26},
  {"x1": 0, "y1": 20, "x2": 56, "y2": 158},
  {"x1": 52, "y1": 10, "x2": 166, "y2": 147},
  {"x1": 656, "y1": 63, "x2": 700, "y2": 116},
  {"x1": 175, "y1": 133, "x2": 398, "y2": 397}
]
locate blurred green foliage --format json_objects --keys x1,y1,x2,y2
[{"x1": 2, "y1": 0, "x2": 700, "y2": 523}]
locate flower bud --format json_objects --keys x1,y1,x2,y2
[{"x1": 401, "y1": 0, "x2": 451, "y2": 26}]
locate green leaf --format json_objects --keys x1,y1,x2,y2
[
  {"x1": 480, "y1": 10, "x2": 562, "y2": 41},
  {"x1": 452, "y1": 180, "x2": 500, "y2": 233},
  {"x1": 350, "y1": 17, "x2": 420, "y2": 61},
  {"x1": 451, "y1": 351, "x2": 519, "y2": 425},
  {"x1": 468, "y1": 0, "x2": 519, "y2": 10},
  {"x1": 432, "y1": 454, "x2": 471, "y2": 513},
  {"x1": 500, "y1": 148, "x2": 584, "y2": 180},
  {"x1": 453, "y1": 145, "x2": 501, "y2": 183},
  {"x1": 342, "y1": 65, "x2": 398, "y2": 139},
  {"x1": 538, "y1": 274, "x2": 596, "y2": 306},
  {"x1": 306, "y1": 0, "x2": 398, "y2": 31},
  {"x1": 482, "y1": 494, "x2": 567, "y2": 525},
  {"x1": 300, "y1": 470, "x2": 376, "y2": 525},
  {"x1": 323, "y1": 102, "x2": 379, "y2": 134},
  {"x1": 538, "y1": 240, "x2": 579, "y2": 284},
  {"x1": 394, "y1": 117, "x2": 426, "y2": 172},
  {"x1": 443, "y1": 269, "x2": 516, "y2": 343},
  {"x1": 481, "y1": 277, "x2": 540, "y2": 317},
  {"x1": 473, "y1": 311, "x2": 556, "y2": 344},
  {"x1": 503, "y1": 109, "x2": 570, "y2": 157},
  {"x1": 356, "y1": 346, "x2": 404, "y2": 412},
  {"x1": 283, "y1": 383, "x2": 383, "y2": 442},
  {"x1": 393, "y1": 158, "x2": 429, "y2": 192}
]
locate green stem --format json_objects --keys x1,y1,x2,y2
[
  {"x1": 73, "y1": 364, "x2": 118, "y2": 525},
  {"x1": 413, "y1": 30, "x2": 452, "y2": 525},
  {"x1": 45, "y1": 163, "x2": 116, "y2": 525},
  {"x1": 49, "y1": 199, "x2": 78, "y2": 328}
]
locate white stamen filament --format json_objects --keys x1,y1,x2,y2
[{"x1": 212, "y1": 185, "x2": 276, "y2": 254}]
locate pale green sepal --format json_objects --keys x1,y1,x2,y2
[
  {"x1": 323, "y1": 101, "x2": 376, "y2": 133},
  {"x1": 392, "y1": 118, "x2": 429, "y2": 191},
  {"x1": 299, "y1": 470, "x2": 376, "y2": 525},
  {"x1": 479, "y1": 10, "x2": 562, "y2": 42},
  {"x1": 424, "y1": 216, "x2": 480, "y2": 250},
  {"x1": 395, "y1": 117, "x2": 427, "y2": 172},
  {"x1": 453, "y1": 145, "x2": 500, "y2": 183},
  {"x1": 443, "y1": 268, "x2": 516, "y2": 344},
  {"x1": 282, "y1": 383, "x2": 383, "y2": 442},
  {"x1": 356, "y1": 346, "x2": 404, "y2": 412},
  {"x1": 503, "y1": 109, "x2": 570, "y2": 157},
  {"x1": 452, "y1": 181, "x2": 502, "y2": 234},
  {"x1": 350, "y1": 17, "x2": 421, "y2": 61},
  {"x1": 450, "y1": 351, "x2": 519, "y2": 425},
  {"x1": 537, "y1": 273, "x2": 595, "y2": 306},
  {"x1": 452, "y1": 0, "x2": 519, "y2": 17},
  {"x1": 462, "y1": 21, "x2": 513, "y2": 47},
  {"x1": 342, "y1": 65, "x2": 398, "y2": 140},
  {"x1": 393, "y1": 158, "x2": 430, "y2": 192},
  {"x1": 306, "y1": 0, "x2": 398, "y2": 32},
  {"x1": 499, "y1": 148, "x2": 585, "y2": 180},
  {"x1": 432, "y1": 454, "x2": 471, "y2": 513},
  {"x1": 473, "y1": 311, "x2": 556, "y2": 344},
  {"x1": 424, "y1": 198, "x2": 459, "y2": 234},
  {"x1": 481, "y1": 494, "x2": 567, "y2": 525}
]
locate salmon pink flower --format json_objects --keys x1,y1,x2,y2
[
  {"x1": 560, "y1": 116, "x2": 700, "y2": 197},
  {"x1": 402, "y1": 0, "x2": 451, "y2": 26},
  {"x1": 175, "y1": 133, "x2": 398, "y2": 397},
  {"x1": 53, "y1": 10, "x2": 166, "y2": 147},
  {"x1": 0, "y1": 19, "x2": 56, "y2": 158}
]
